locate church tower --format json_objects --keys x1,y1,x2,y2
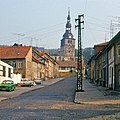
[{"x1": 60, "y1": 11, "x2": 75, "y2": 58}]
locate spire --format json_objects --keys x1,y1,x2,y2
[
  {"x1": 63, "y1": 10, "x2": 74, "y2": 39},
  {"x1": 66, "y1": 10, "x2": 71, "y2": 31},
  {"x1": 67, "y1": 10, "x2": 70, "y2": 21}
]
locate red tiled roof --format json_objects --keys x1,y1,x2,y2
[
  {"x1": 94, "y1": 42, "x2": 108, "y2": 47},
  {"x1": 94, "y1": 42, "x2": 109, "y2": 55},
  {"x1": 0, "y1": 46, "x2": 32, "y2": 59},
  {"x1": 33, "y1": 49, "x2": 45, "y2": 56}
]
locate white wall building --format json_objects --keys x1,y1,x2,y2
[{"x1": 0, "y1": 60, "x2": 13, "y2": 83}]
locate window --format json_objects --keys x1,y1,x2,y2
[
  {"x1": 119, "y1": 71, "x2": 120, "y2": 86},
  {"x1": 3, "y1": 66, "x2": 6, "y2": 77},
  {"x1": 8, "y1": 68, "x2": 11, "y2": 78},
  {"x1": 0, "y1": 64, "x2": 2, "y2": 76},
  {"x1": 68, "y1": 40, "x2": 72, "y2": 44},
  {"x1": 18, "y1": 62, "x2": 23, "y2": 69},
  {"x1": 12, "y1": 61, "x2": 16, "y2": 68},
  {"x1": 0, "y1": 65, "x2": 6, "y2": 76},
  {"x1": 61, "y1": 67, "x2": 65, "y2": 70}
]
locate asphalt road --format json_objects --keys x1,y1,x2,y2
[{"x1": 0, "y1": 77, "x2": 120, "y2": 120}]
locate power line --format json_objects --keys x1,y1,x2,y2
[
  {"x1": 86, "y1": 21, "x2": 109, "y2": 30},
  {"x1": 84, "y1": 0, "x2": 87, "y2": 14}
]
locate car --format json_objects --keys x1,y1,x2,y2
[
  {"x1": 34, "y1": 78, "x2": 42, "y2": 85},
  {"x1": 0, "y1": 80, "x2": 16, "y2": 92},
  {"x1": 20, "y1": 79, "x2": 34, "y2": 87}
]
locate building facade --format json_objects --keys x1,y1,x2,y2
[
  {"x1": 0, "y1": 45, "x2": 59, "y2": 80},
  {"x1": 88, "y1": 31, "x2": 120, "y2": 90},
  {"x1": 0, "y1": 45, "x2": 32, "y2": 79}
]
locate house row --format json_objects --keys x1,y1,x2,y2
[
  {"x1": 51, "y1": 56, "x2": 77, "y2": 76},
  {"x1": 51, "y1": 56, "x2": 85, "y2": 77},
  {"x1": 0, "y1": 44, "x2": 59, "y2": 82},
  {"x1": 87, "y1": 31, "x2": 120, "y2": 90}
]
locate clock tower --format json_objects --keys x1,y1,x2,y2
[{"x1": 60, "y1": 11, "x2": 75, "y2": 58}]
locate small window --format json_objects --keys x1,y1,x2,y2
[
  {"x1": 3, "y1": 66, "x2": 6, "y2": 77},
  {"x1": 18, "y1": 62, "x2": 23, "y2": 69},
  {"x1": 12, "y1": 61, "x2": 16, "y2": 68},
  {"x1": 68, "y1": 40, "x2": 72, "y2": 44},
  {"x1": 61, "y1": 67, "x2": 65, "y2": 70},
  {"x1": 8, "y1": 68, "x2": 11, "y2": 78}
]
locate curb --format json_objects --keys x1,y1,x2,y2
[
  {"x1": 74, "y1": 99, "x2": 120, "y2": 105},
  {"x1": 74, "y1": 91, "x2": 120, "y2": 105},
  {"x1": 0, "y1": 97, "x2": 7, "y2": 102}
]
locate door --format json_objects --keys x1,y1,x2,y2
[{"x1": 118, "y1": 71, "x2": 120, "y2": 86}]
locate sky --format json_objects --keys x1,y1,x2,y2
[{"x1": 0, "y1": 0, "x2": 120, "y2": 49}]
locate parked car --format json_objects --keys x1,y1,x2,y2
[
  {"x1": 0, "y1": 80, "x2": 16, "y2": 92},
  {"x1": 20, "y1": 79, "x2": 34, "y2": 87},
  {"x1": 34, "y1": 78, "x2": 42, "y2": 85}
]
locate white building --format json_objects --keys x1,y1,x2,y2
[{"x1": 0, "y1": 60, "x2": 13, "y2": 83}]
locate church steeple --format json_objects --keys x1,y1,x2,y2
[
  {"x1": 62, "y1": 10, "x2": 73, "y2": 39},
  {"x1": 60, "y1": 10, "x2": 75, "y2": 57}
]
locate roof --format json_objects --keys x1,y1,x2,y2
[
  {"x1": 108, "y1": 31, "x2": 120, "y2": 46},
  {"x1": 0, "y1": 46, "x2": 32, "y2": 59},
  {"x1": 94, "y1": 42, "x2": 109, "y2": 48},
  {"x1": 32, "y1": 49, "x2": 45, "y2": 56}
]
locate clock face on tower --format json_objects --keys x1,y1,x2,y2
[{"x1": 69, "y1": 35, "x2": 72, "y2": 38}]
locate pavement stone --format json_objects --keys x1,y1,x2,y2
[
  {"x1": 0, "y1": 77, "x2": 64, "y2": 102},
  {"x1": 74, "y1": 79, "x2": 120, "y2": 105}
]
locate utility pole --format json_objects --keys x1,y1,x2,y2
[
  {"x1": 75, "y1": 14, "x2": 84, "y2": 92},
  {"x1": 109, "y1": 16, "x2": 120, "y2": 39}
]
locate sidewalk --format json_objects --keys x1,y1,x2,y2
[
  {"x1": 0, "y1": 77, "x2": 64, "y2": 102},
  {"x1": 74, "y1": 79, "x2": 120, "y2": 105}
]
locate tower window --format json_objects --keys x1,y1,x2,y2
[{"x1": 68, "y1": 40, "x2": 72, "y2": 44}]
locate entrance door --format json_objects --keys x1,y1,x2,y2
[
  {"x1": 112, "y1": 67, "x2": 114, "y2": 89},
  {"x1": 118, "y1": 71, "x2": 120, "y2": 86},
  {"x1": 103, "y1": 68, "x2": 106, "y2": 87}
]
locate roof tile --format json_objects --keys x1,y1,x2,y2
[{"x1": 0, "y1": 46, "x2": 31, "y2": 59}]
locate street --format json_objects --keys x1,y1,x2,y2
[{"x1": 0, "y1": 77, "x2": 120, "y2": 120}]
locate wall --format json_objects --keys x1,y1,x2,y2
[
  {"x1": 108, "y1": 46, "x2": 115, "y2": 89},
  {"x1": 25, "y1": 47, "x2": 32, "y2": 79}
]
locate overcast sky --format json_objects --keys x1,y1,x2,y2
[{"x1": 0, "y1": 0, "x2": 120, "y2": 49}]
